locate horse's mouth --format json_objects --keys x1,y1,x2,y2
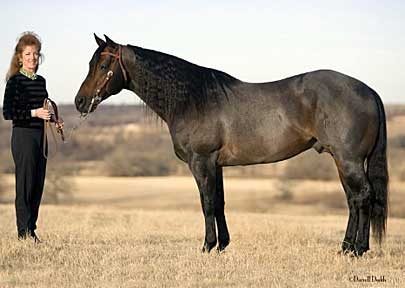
[
  {"x1": 79, "y1": 104, "x2": 97, "y2": 118},
  {"x1": 80, "y1": 112, "x2": 89, "y2": 119},
  {"x1": 80, "y1": 96, "x2": 102, "y2": 116}
]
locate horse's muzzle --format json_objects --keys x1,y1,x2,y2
[{"x1": 75, "y1": 95, "x2": 88, "y2": 113}]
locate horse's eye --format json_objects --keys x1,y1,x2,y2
[{"x1": 100, "y1": 64, "x2": 107, "y2": 70}]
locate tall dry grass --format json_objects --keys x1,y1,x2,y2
[{"x1": 0, "y1": 205, "x2": 403, "y2": 288}]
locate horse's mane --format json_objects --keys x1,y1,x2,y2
[{"x1": 127, "y1": 45, "x2": 240, "y2": 120}]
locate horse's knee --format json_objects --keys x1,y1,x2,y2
[
  {"x1": 339, "y1": 162, "x2": 370, "y2": 195},
  {"x1": 360, "y1": 193, "x2": 371, "y2": 209},
  {"x1": 345, "y1": 176, "x2": 371, "y2": 211},
  {"x1": 203, "y1": 199, "x2": 215, "y2": 215},
  {"x1": 351, "y1": 193, "x2": 371, "y2": 209}
]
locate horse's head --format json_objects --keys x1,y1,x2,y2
[{"x1": 75, "y1": 34, "x2": 128, "y2": 115}]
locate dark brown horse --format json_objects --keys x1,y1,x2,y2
[{"x1": 75, "y1": 35, "x2": 388, "y2": 256}]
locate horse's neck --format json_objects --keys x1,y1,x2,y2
[
  {"x1": 127, "y1": 78, "x2": 168, "y2": 122},
  {"x1": 126, "y1": 76, "x2": 169, "y2": 122},
  {"x1": 124, "y1": 47, "x2": 177, "y2": 122},
  {"x1": 123, "y1": 45, "x2": 239, "y2": 124}
]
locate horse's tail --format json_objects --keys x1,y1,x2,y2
[{"x1": 367, "y1": 92, "x2": 389, "y2": 245}]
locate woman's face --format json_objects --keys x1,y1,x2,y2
[{"x1": 20, "y1": 45, "x2": 39, "y2": 72}]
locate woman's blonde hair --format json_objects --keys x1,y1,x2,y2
[{"x1": 6, "y1": 31, "x2": 43, "y2": 81}]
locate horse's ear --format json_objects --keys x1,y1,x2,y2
[
  {"x1": 94, "y1": 33, "x2": 105, "y2": 46},
  {"x1": 104, "y1": 34, "x2": 117, "y2": 46}
]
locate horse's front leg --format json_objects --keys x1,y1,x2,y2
[
  {"x1": 188, "y1": 152, "x2": 218, "y2": 253},
  {"x1": 215, "y1": 166, "x2": 230, "y2": 252}
]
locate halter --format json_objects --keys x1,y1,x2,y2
[{"x1": 85, "y1": 45, "x2": 128, "y2": 115}]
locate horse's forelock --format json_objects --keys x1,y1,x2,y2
[{"x1": 91, "y1": 42, "x2": 108, "y2": 66}]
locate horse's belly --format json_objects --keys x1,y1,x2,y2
[{"x1": 217, "y1": 133, "x2": 312, "y2": 166}]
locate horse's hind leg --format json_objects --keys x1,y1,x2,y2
[
  {"x1": 215, "y1": 167, "x2": 230, "y2": 252},
  {"x1": 335, "y1": 157, "x2": 372, "y2": 256},
  {"x1": 338, "y1": 173, "x2": 358, "y2": 254}
]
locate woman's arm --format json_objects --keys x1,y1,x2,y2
[{"x1": 2, "y1": 77, "x2": 32, "y2": 120}]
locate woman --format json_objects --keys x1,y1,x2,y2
[{"x1": 2, "y1": 32, "x2": 60, "y2": 242}]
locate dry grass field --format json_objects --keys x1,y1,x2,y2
[
  {"x1": 0, "y1": 176, "x2": 404, "y2": 287},
  {"x1": 0, "y1": 205, "x2": 404, "y2": 288}
]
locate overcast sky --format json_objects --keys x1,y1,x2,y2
[{"x1": 1, "y1": 0, "x2": 404, "y2": 105}]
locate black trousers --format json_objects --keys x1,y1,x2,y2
[{"x1": 11, "y1": 127, "x2": 47, "y2": 236}]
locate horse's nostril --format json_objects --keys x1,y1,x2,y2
[{"x1": 75, "y1": 95, "x2": 86, "y2": 111}]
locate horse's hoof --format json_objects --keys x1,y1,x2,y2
[
  {"x1": 217, "y1": 239, "x2": 230, "y2": 252},
  {"x1": 354, "y1": 245, "x2": 369, "y2": 257},
  {"x1": 339, "y1": 242, "x2": 357, "y2": 257},
  {"x1": 201, "y1": 240, "x2": 217, "y2": 253},
  {"x1": 341, "y1": 241, "x2": 354, "y2": 253},
  {"x1": 341, "y1": 248, "x2": 354, "y2": 256},
  {"x1": 216, "y1": 246, "x2": 226, "y2": 254}
]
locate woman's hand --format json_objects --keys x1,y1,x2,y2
[
  {"x1": 32, "y1": 108, "x2": 51, "y2": 120},
  {"x1": 55, "y1": 119, "x2": 64, "y2": 130}
]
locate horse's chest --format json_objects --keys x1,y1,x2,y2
[{"x1": 170, "y1": 123, "x2": 222, "y2": 161}]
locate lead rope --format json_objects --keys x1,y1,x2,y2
[
  {"x1": 42, "y1": 98, "x2": 72, "y2": 159},
  {"x1": 63, "y1": 112, "x2": 91, "y2": 143},
  {"x1": 43, "y1": 99, "x2": 59, "y2": 159}
]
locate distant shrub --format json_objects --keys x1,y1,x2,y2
[
  {"x1": 400, "y1": 169, "x2": 405, "y2": 182},
  {"x1": 104, "y1": 131, "x2": 178, "y2": 177},
  {"x1": 274, "y1": 181, "x2": 294, "y2": 201},
  {"x1": 0, "y1": 150, "x2": 14, "y2": 174},
  {"x1": 0, "y1": 174, "x2": 4, "y2": 202},
  {"x1": 390, "y1": 200, "x2": 405, "y2": 218},
  {"x1": 43, "y1": 163, "x2": 75, "y2": 204},
  {"x1": 390, "y1": 135, "x2": 405, "y2": 149},
  {"x1": 106, "y1": 150, "x2": 171, "y2": 177},
  {"x1": 283, "y1": 151, "x2": 338, "y2": 181},
  {"x1": 323, "y1": 190, "x2": 347, "y2": 209},
  {"x1": 59, "y1": 135, "x2": 113, "y2": 161}
]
